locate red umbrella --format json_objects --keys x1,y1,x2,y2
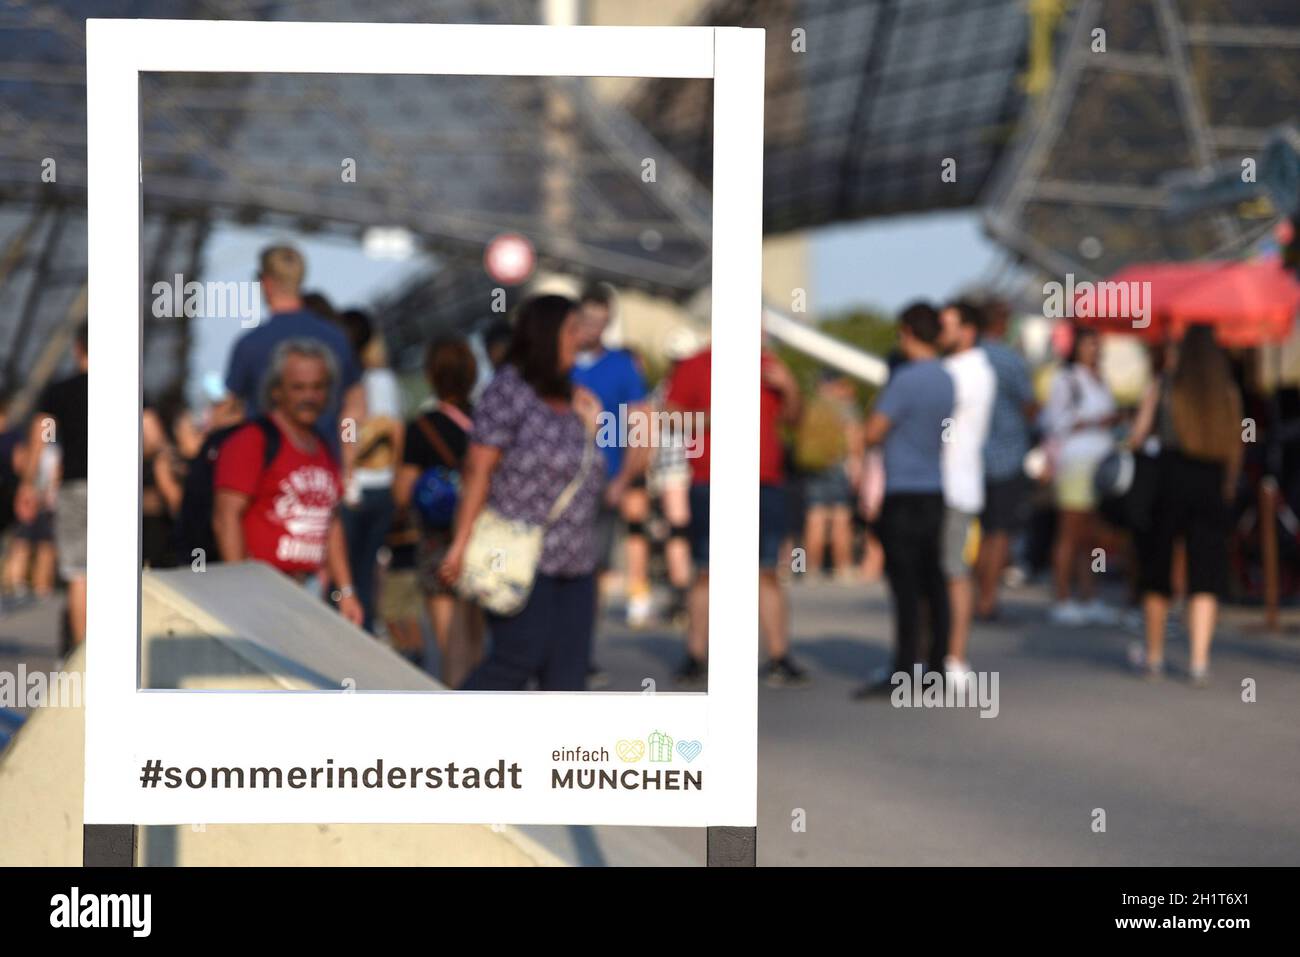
[
  {"x1": 1165, "y1": 259, "x2": 1300, "y2": 346},
  {"x1": 1076, "y1": 258, "x2": 1300, "y2": 346},
  {"x1": 1071, "y1": 262, "x2": 1211, "y2": 340}
]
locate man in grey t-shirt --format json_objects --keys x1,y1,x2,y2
[{"x1": 853, "y1": 302, "x2": 954, "y2": 698}]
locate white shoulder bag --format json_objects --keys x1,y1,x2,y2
[{"x1": 456, "y1": 439, "x2": 594, "y2": 616}]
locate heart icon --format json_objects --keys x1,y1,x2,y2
[
  {"x1": 616, "y1": 739, "x2": 645, "y2": 762},
  {"x1": 676, "y1": 740, "x2": 703, "y2": 762}
]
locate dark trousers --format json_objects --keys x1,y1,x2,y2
[
  {"x1": 1138, "y1": 451, "x2": 1230, "y2": 598},
  {"x1": 463, "y1": 573, "x2": 595, "y2": 691},
  {"x1": 340, "y1": 486, "x2": 395, "y2": 633},
  {"x1": 879, "y1": 492, "x2": 950, "y2": 674}
]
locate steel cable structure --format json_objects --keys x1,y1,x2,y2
[{"x1": 1, "y1": 0, "x2": 1298, "y2": 404}]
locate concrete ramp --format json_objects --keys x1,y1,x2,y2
[
  {"x1": 142, "y1": 562, "x2": 432, "y2": 692},
  {"x1": 0, "y1": 563, "x2": 566, "y2": 866}
]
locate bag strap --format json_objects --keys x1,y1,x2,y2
[
  {"x1": 252, "y1": 416, "x2": 282, "y2": 469},
  {"x1": 414, "y1": 414, "x2": 460, "y2": 470},
  {"x1": 545, "y1": 438, "x2": 594, "y2": 527},
  {"x1": 435, "y1": 400, "x2": 473, "y2": 434}
]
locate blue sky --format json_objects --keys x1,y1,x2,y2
[
  {"x1": 191, "y1": 210, "x2": 998, "y2": 400},
  {"x1": 812, "y1": 209, "x2": 1005, "y2": 317}
]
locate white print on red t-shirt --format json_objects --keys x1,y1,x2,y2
[{"x1": 268, "y1": 464, "x2": 337, "y2": 566}]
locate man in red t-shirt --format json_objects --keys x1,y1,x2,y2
[
  {"x1": 664, "y1": 344, "x2": 809, "y2": 687},
  {"x1": 213, "y1": 339, "x2": 363, "y2": 626}
]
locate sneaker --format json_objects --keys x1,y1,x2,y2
[
  {"x1": 1189, "y1": 664, "x2": 1211, "y2": 688},
  {"x1": 1126, "y1": 642, "x2": 1164, "y2": 680},
  {"x1": 626, "y1": 590, "x2": 654, "y2": 629},
  {"x1": 672, "y1": 656, "x2": 708, "y2": 688},
  {"x1": 761, "y1": 656, "x2": 811, "y2": 688},
  {"x1": 1002, "y1": 565, "x2": 1028, "y2": 588},
  {"x1": 1049, "y1": 600, "x2": 1088, "y2": 626},
  {"x1": 587, "y1": 664, "x2": 611, "y2": 690},
  {"x1": 943, "y1": 655, "x2": 972, "y2": 676}
]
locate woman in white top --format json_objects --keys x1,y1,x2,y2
[
  {"x1": 338, "y1": 309, "x2": 404, "y2": 634},
  {"x1": 1039, "y1": 326, "x2": 1118, "y2": 625}
]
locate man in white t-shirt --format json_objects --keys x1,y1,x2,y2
[{"x1": 939, "y1": 301, "x2": 996, "y2": 677}]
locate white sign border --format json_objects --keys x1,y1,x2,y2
[{"x1": 85, "y1": 20, "x2": 764, "y2": 827}]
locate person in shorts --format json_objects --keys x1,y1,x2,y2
[
  {"x1": 795, "y1": 373, "x2": 860, "y2": 581},
  {"x1": 19, "y1": 324, "x2": 89, "y2": 644},
  {"x1": 974, "y1": 300, "x2": 1035, "y2": 619},
  {"x1": 1038, "y1": 326, "x2": 1118, "y2": 625},
  {"x1": 569, "y1": 283, "x2": 652, "y2": 628},
  {"x1": 938, "y1": 301, "x2": 995, "y2": 677},
  {"x1": 5, "y1": 440, "x2": 58, "y2": 599},
  {"x1": 393, "y1": 336, "x2": 483, "y2": 688},
  {"x1": 646, "y1": 347, "x2": 698, "y2": 623},
  {"x1": 664, "y1": 341, "x2": 810, "y2": 688}
]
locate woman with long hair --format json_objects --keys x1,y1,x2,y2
[
  {"x1": 438, "y1": 295, "x2": 605, "y2": 691},
  {"x1": 1127, "y1": 325, "x2": 1242, "y2": 685}
]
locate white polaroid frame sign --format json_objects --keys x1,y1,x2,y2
[{"x1": 85, "y1": 20, "x2": 764, "y2": 828}]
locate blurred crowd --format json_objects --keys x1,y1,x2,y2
[{"x1": 1, "y1": 242, "x2": 1294, "y2": 693}]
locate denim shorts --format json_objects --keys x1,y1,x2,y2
[
  {"x1": 803, "y1": 464, "x2": 852, "y2": 508},
  {"x1": 687, "y1": 482, "x2": 787, "y2": 569}
]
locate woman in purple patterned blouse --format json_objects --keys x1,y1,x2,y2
[{"x1": 439, "y1": 295, "x2": 605, "y2": 691}]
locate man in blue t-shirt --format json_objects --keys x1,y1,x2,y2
[
  {"x1": 221, "y1": 245, "x2": 363, "y2": 465},
  {"x1": 975, "y1": 299, "x2": 1036, "y2": 620},
  {"x1": 854, "y1": 302, "x2": 955, "y2": 698},
  {"x1": 569, "y1": 282, "x2": 652, "y2": 633}
]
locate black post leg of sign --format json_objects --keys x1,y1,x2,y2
[
  {"x1": 706, "y1": 826, "x2": 756, "y2": 866},
  {"x1": 83, "y1": 824, "x2": 137, "y2": 867}
]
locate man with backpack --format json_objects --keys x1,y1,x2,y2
[
  {"x1": 211, "y1": 338, "x2": 362, "y2": 626},
  {"x1": 795, "y1": 372, "x2": 860, "y2": 581}
]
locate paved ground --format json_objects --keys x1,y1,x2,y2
[
  {"x1": 4, "y1": 579, "x2": 1299, "y2": 866},
  {"x1": 0, "y1": 595, "x2": 62, "y2": 751},
  {"x1": 541, "y1": 577, "x2": 1300, "y2": 866}
]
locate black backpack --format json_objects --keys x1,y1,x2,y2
[{"x1": 172, "y1": 417, "x2": 279, "y2": 567}]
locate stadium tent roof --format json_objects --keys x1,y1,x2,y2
[
  {"x1": 981, "y1": 0, "x2": 1300, "y2": 281},
  {"x1": 630, "y1": 0, "x2": 1032, "y2": 233},
  {"x1": 0, "y1": 0, "x2": 712, "y2": 397},
  {"x1": 3, "y1": 0, "x2": 1300, "y2": 399},
  {"x1": 632, "y1": 0, "x2": 1300, "y2": 280}
]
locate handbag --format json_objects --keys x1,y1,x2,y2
[
  {"x1": 457, "y1": 438, "x2": 594, "y2": 616},
  {"x1": 412, "y1": 413, "x2": 463, "y2": 528},
  {"x1": 1094, "y1": 446, "x2": 1158, "y2": 533}
]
